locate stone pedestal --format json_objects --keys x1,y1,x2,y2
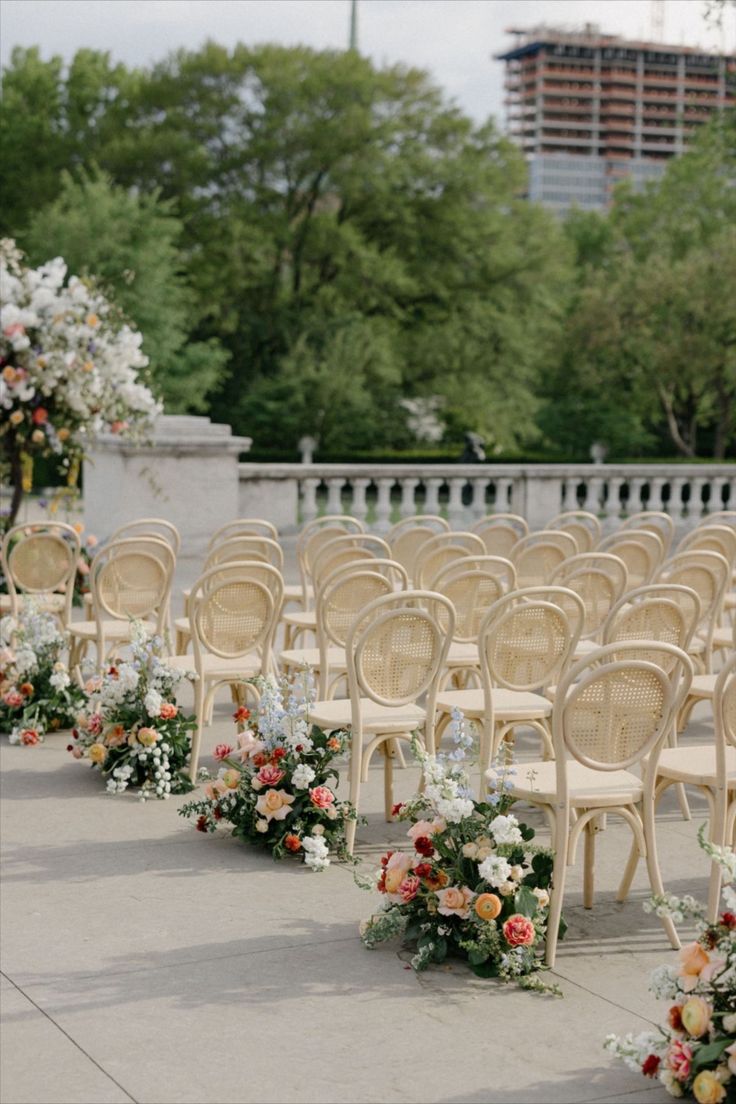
[{"x1": 83, "y1": 415, "x2": 251, "y2": 584}]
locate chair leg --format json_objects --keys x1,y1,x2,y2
[
  {"x1": 583, "y1": 820, "x2": 596, "y2": 909},
  {"x1": 383, "y1": 738, "x2": 397, "y2": 822},
  {"x1": 346, "y1": 731, "x2": 362, "y2": 856},
  {"x1": 707, "y1": 792, "x2": 728, "y2": 924},
  {"x1": 189, "y1": 678, "x2": 206, "y2": 780},
  {"x1": 617, "y1": 834, "x2": 640, "y2": 902},
  {"x1": 642, "y1": 794, "x2": 680, "y2": 950},
  {"x1": 545, "y1": 806, "x2": 570, "y2": 969}
]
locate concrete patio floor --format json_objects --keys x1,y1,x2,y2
[{"x1": 0, "y1": 678, "x2": 720, "y2": 1104}]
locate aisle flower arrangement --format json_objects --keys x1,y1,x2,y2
[
  {"x1": 0, "y1": 238, "x2": 160, "y2": 527},
  {"x1": 0, "y1": 606, "x2": 83, "y2": 742},
  {"x1": 605, "y1": 830, "x2": 736, "y2": 1101},
  {"x1": 180, "y1": 673, "x2": 355, "y2": 871},
  {"x1": 68, "y1": 624, "x2": 195, "y2": 800},
  {"x1": 359, "y1": 713, "x2": 559, "y2": 993}
]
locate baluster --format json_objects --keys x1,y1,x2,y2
[
  {"x1": 301, "y1": 477, "x2": 320, "y2": 523},
  {"x1": 471, "y1": 477, "x2": 489, "y2": 521},
  {"x1": 351, "y1": 478, "x2": 371, "y2": 524},
  {"x1": 448, "y1": 478, "x2": 466, "y2": 527},
  {"x1": 648, "y1": 477, "x2": 664, "y2": 513},
  {"x1": 374, "y1": 478, "x2": 394, "y2": 531},
  {"x1": 585, "y1": 475, "x2": 605, "y2": 517},
  {"x1": 667, "y1": 477, "x2": 684, "y2": 521},
  {"x1": 626, "y1": 478, "x2": 644, "y2": 517},
  {"x1": 708, "y1": 476, "x2": 728, "y2": 516},
  {"x1": 399, "y1": 478, "x2": 419, "y2": 519},
  {"x1": 326, "y1": 479, "x2": 343, "y2": 515},
  {"x1": 496, "y1": 477, "x2": 514, "y2": 513},
  {"x1": 424, "y1": 477, "x2": 442, "y2": 515},
  {"x1": 689, "y1": 477, "x2": 708, "y2": 520},
  {"x1": 605, "y1": 477, "x2": 625, "y2": 522}
]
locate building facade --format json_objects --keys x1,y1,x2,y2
[{"x1": 497, "y1": 25, "x2": 735, "y2": 213}]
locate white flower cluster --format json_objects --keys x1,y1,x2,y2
[
  {"x1": 603, "y1": 1031, "x2": 663, "y2": 1074},
  {"x1": 0, "y1": 605, "x2": 68, "y2": 679},
  {"x1": 106, "y1": 764, "x2": 133, "y2": 794},
  {"x1": 291, "y1": 763, "x2": 316, "y2": 790},
  {"x1": 134, "y1": 740, "x2": 173, "y2": 801},
  {"x1": 421, "y1": 755, "x2": 474, "y2": 824},
  {"x1": 255, "y1": 673, "x2": 315, "y2": 753},
  {"x1": 489, "y1": 814, "x2": 523, "y2": 846},
  {"x1": 478, "y1": 855, "x2": 513, "y2": 889},
  {"x1": 302, "y1": 834, "x2": 330, "y2": 872},
  {"x1": 0, "y1": 239, "x2": 160, "y2": 447}
]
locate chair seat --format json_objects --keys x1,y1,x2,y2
[
  {"x1": 724, "y1": 592, "x2": 735, "y2": 610},
  {"x1": 712, "y1": 626, "x2": 734, "y2": 649},
  {"x1": 444, "y1": 642, "x2": 480, "y2": 668},
  {"x1": 572, "y1": 638, "x2": 599, "y2": 659},
  {"x1": 69, "y1": 618, "x2": 156, "y2": 640},
  {"x1": 282, "y1": 610, "x2": 317, "y2": 629},
  {"x1": 166, "y1": 653, "x2": 261, "y2": 679},
  {"x1": 495, "y1": 760, "x2": 644, "y2": 807},
  {"x1": 174, "y1": 616, "x2": 190, "y2": 634},
  {"x1": 686, "y1": 674, "x2": 718, "y2": 701},
  {"x1": 309, "y1": 698, "x2": 426, "y2": 734},
  {"x1": 656, "y1": 745, "x2": 736, "y2": 788},
  {"x1": 436, "y1": 687, "x2": 552, "y2": 721},
  {"x1": 279, "y1": 646, "x2": 346, "y2": 669},
  {"x1": 283, "y1": 583, "x2": 312, "y2": 602}
]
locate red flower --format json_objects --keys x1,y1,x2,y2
[
  {"x1": 414, "y1": 836, "x2": 435, "y2": 858},
  {"x1": 252, "y1": 752, "x2": 267, "y2": 768},
  {"x1": 377, "y1": 870, "x2": 387, "y2": 893},
  {"x1": 196, "y1": 815, "x2": 208, "y2": 833},
  {"x1": 284, "y1": 834, "x2": 302, "y2": 853},
  {"x1": 19, "y1": 682, "x2": 34, "y2": 697},
  {"x1": 32, "y1": 407, "x2": 48, "y2": 425},
  {"x1": 721, "y1": 912, "x2": 736, "y2": 929},
  {"x1": 233, "y1": 706, "x2": 250, "y2": 723},
  {"x1": 19, "y1": 729, "x2": 41, "y2": 746},
  {"x1": 641, "y1": 1055, "x2": 660, "y2": 1078},
  {"x1": 413, "y1": 862, "x2": 433, "y2": 878},
  {"x1": 391, "y1": 802, "x2": 405, "y2": 816},
  {"x1": 294, "y1": 744, "x2": 304, "y2": 753},
  {"x1": 380, "y1": 851, "x2": 394, "y2": 868},
  {"x1": 272, "y1": 747, "x2": 286, "y2": 761},
  {"x1": 668, "y1": 1005, "x2": 684, "y2": 1031},
  {"x1": 213, "y1": 806, "x2": 223, "y2": 821},
  {"x1": 108, "y1": 666, "x2": 118, "y2": 677}
]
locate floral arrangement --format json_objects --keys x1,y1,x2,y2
[
  {"x1": 605, "y1": 830, "x2": 736, "y2": 1102},
  {"x1": 71, "y1": 523, "x2": 98, "y2": 606},
  {"x1": 180, "y1": 673, "x2": 355, "y2": 871},
  {"x1": 359, "y1": 713, "x2": 559, "y2": 993},
  {"x1": 0, "y1": 605, "x2": 83, "y2": 743},
  {"x1": 0, "y1": 239, "x2": 160, "y2": 526},
  {"x1": 68, "y1": 623, "x2": 195, "y2": 800}
]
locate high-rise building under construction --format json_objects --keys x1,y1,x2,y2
[{"x1": 496, "y1": 24, "x2": 735, "y2": 212}]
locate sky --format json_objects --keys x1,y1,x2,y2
[{"x1": 1, "y1": 0, "x2": 734, "y2": 125}]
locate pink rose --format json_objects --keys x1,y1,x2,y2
[
  {"x1": 204, "y1": 780, "x2": 229, "y2": 801},
  {"x1": 436, "y1": 885, "x2": 474, "y2": 919},
  {"x1": 2, "y1": 690, "x2": 23, "y2": 708},
  {"x1": 502, "y1": 914, "x2": 536, "y2": 947},
  {"x1": 309, "y1": 786, "x2": 335, "y2": 809},
  {"x1": 213, "y1": 743, "x2": 233, "y2": 761},
  {"x1": 407, "y1": 818, "x2": 446, "y2": 842},
  {"x1": 19, "y1": 729, "x2": 41, "y2": 746},
  {"x1": 159, "y1": 702, "x2": 178, "y2": 720},
  {"x1": 666, "y1": 1040, "x2": 693, "y2": 1082},
  {"x1": 257, "y1": 764, "x2": 285, "y2": 786},
  {"x1": 71, "y1": 746, "x2": 83, "y2": 759},
  {"x1": 399, "y1": 875, "x2": 421, "y2": 903},
  {"x1": 88, "y1": 714, "x2": 103, "y2": 736}
]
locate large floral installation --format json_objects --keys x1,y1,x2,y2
[
  {"x1": 0, "y1": 605, "x2": 83, "y2": 744},
  {"x1": 359, "y1": 712, "x2": 559, "y2": 993},
  {"x1": 180, "y1": 673, "x2": 355, "y2": 871},
  {"x1": 605, "y1": 830, "x2": 736, "y2": 1102},
  {"x1": 0, "y1": 239, "x2": 160, "y2": 527},
  {"x1": 69, "y1": 624, "x2": 195, "y2": 800}
]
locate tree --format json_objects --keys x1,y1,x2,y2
[{"x1": 23, "y1": 171, "x2": 228, "y2": 411}]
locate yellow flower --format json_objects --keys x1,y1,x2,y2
[
  {"x1": 88, "y1": 743, "x2": 107, "y2": 765},
  {"x1": 86, "y1": 313, "x2": 99, "y2": 327},
  {"x1": 137, "y1": 727, "x2": 157, "y2": 747},
  {"x1": 681, "y1": 996, "x2": 711, "y2": 1038},
  {"x1": 693, "y1": 1071, "x2": 726, "y2": 1104},
  {"x1": 9, "y1": 411, "x2": 23, "y2": 426},
  {"x1": 82, "y1": 360, "x2": 94, "y2": 372},
  {"x1": 57, "y1": 428, "x2": 70, "y2": 441}
]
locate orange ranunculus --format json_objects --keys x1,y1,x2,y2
[{"x1": 475, "y1": 893, "x2": 502, "y2": 921}]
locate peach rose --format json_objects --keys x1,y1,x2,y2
[
  {"x1": 105, "y1": 726, "x2": 128, "y2": 748},
  {"x1": 502, "y1": 914, "x2": 536, "y2": 947},
  {"x1": 204, "y1": 780, "x2": 228, "y2": 801},
  {"x1": 3, "y1": 690, "x2": 23, "y2": 708},
  {"x1": 159, "y1": 702, "x2": 178, "y2": 720},
  {"x1": 137, "y1": 727, "x2": 157, "y2": 747},
  {"x1": 436, "y1": 885, "x2": 474, "y2": 919},
  {"x1": 383, "y1": 852, "x2": 414, "y2": 896},
  {"x1": 221, "y1": 769, "x2": 241, "y2": 789},
  {"x1": 407, "y1": 818, "x2": 445, "y2": 843},
  {"x1": 88, "y1": 743, "x2": 107, "y2": 765},
  {"x1": 681, "y1": 996, "x2": 711, "y2": 1038},
  {"x1": 255, "y1": 789, "x2": 295, "y2": 823},
  {"x1": 678, "y1": 942, "x2": 711, "y2": 991},
  {"x1": 692, "y1": 1070, "x2": 726, "y2": 1104},
  {"x1": 475, "y1": 893, "x2": 502, "y2": 921}
]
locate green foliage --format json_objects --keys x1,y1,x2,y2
[{"x1": 22, "y1": 171, "x2": 227, "y2": 411}]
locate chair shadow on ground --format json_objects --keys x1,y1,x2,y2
[{"x1": 438, "y1": 1066, "x2": 667, "y2": 1103}]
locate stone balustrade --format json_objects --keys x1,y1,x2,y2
[{"x1": 238, "y1": 462, "x2": 735, "y2": 532}]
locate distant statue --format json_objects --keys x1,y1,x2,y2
[{"x1": 460, "y1": 432, "x2": 486, "y2": 463}]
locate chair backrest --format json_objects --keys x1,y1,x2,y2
[
  {"x1": 698, "y1": 510, "x2": 736, "y2": 530},
  {"x1": 714, "y1": 655, "x2": 736, "y2": 770},
  {"x1": 297, "y1": 517, "x2": 365, "y2": 604},
  {"x1": 413, "y1": 531, "x2": 486, "y2": 589},
  {"x1": 311, "y1": 534, "x2": 391, "y2": 592},
  {"x1": 316, "y1": 557, "x2": 408, "y2": 599},
  {"x1": 677, "y1": 524, "x2": 736, "y2": 570},
  {"x1": 431, "y1": 566, "x2": 513, "y2": 642},
  {"x1": 387, "y1": 515, "x2": 450, "y2": 579},
  {"x1": 91, "y1": 538, "x2": 174, "y2": 627},
  {"x1": 431, "y1": 554, "x2": 517, "y2": 592},
  {"x1": 550, "y1": 554, "x2": 629, "y2": 640},
  {"x1": 1, "y1": 522, "x2": 80, "y2": 619},
  {"x1": 472, "y1": 514, "x2": 529, "y2": 558},
  {"x1": 603, "y1": 584, "x2": 701, "y2": 659},
  {"x1": 619, "y1": 511, "x2": 675, "y2": 554},
  {"x1": 478, "y1": 586, "x2": 584, "y2": 693},
  {"x1": 204, "y1": 535, "x2": 283, "y2": 571},
  {"x1": 599, "y1": 529, "x2": 665, "y2": 587},
  {"x1": 190, "y1": 570, "x2": 279, "y2": 667},
  {"x1": 109, "y1": 518, "x2": 181, "y2": 555},
  {"x1": 552, "y1": 642, "x2": 689, "y2": 775},
  {"x1": 658, "y1": 550, "x2": 730, "y2": 642},
  {"x1": 511, "y1": 532, "x2": 576, "y2": 586},
  {"x1": 184, "y1": 561, "x2": 284, "y2": 617},
  {"x1": 208, "y1": 518, "x2": 279, "y2": 547},
  {"x1": 546, "y1": 511, "x2": 601, "y2": 553},
  {"x1": 319, "y1": 569, "x2": 399, "y2": 652},
  {"x1": 345, "y1": 590, "x2": 455, "y2": 712}
]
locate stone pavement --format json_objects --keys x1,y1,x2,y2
[{"x1": 0, "y1": 681, "x2": 718, "y2": 1104}]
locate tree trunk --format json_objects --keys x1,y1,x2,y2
[
  {"x1": 3, "y1": 437, "x2": 24, "y2": 532},
  {"x1": 656, "y1": 383, "x2": 696, "y2": 458}
]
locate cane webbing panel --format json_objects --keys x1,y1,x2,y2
[{"x1": 565, "y1": 666, "x2": 666, "y2": 768}]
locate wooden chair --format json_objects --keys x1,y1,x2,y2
[
  {"x1": 550, "y1": 553, "x2": 629, "y2": 647},
  {"x1": 600, "y1": 529, "x2": 665, "y2": 587},
  {"x1": 295, "y1": 515, "x2": 365, "y2": 611},
  {"x1": 0, "y1": 521, "x2": 80, "y2": 628},
  {"x1": 511, "y1": 531, "x2": 577, "y2": 586},
  {"x1": 658, "y1": 550, "x2": 730, "y2": 672},
  {"x1": 207, "y1": 518, "x2": 278, "y2": 547},
  {"x1": 431, "y1": 561, "x2": 517, "y2": 690},
  {"x1": 619, "y1": 511, "x2": 675, "y2": 555},
  {"x1": 309, "y1": 590, "x2": 455, "y2": 853},
  {"x1": 387, "y1": 515, "x2": 449, "y2": 582},
  {"x1": 413, "y1": 532, "x2": 486, "y2": 589},
  {"x1": 472, "y1": 514, "x2": 529, "y2": 558},
  {"x1": 110, "y1": 518, "x2": 181, "y2": 555},
  {"x1": 495, "y1": 641, "x2": 692, "y2": 966},
  {"x1": 546, "y1": 511, "x2": 601, "y2": 553}
]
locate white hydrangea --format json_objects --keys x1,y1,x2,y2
[
  {"x1": 13, "y1": 648, "x2": 36, "y2": 675},
  {"x1": 291, "y1": 763, "x2": 316, "y2": 790},
  {"x1": 489, "y1": 814, "x2": 523, "y2": 846},
  {"x1": 648, "y1": 963, "x2": 680, "y2": 1001},
  {"x1": 478, "y1": 855, "x2": 513, "y2": 889},
  {"x1": 302, "y1": 834, "x2": 330, "y2": 872},
  {"x1": 49, "y1": 669, "x2": 70, "y2": 691},
  {"x1": 144, "y1": 689, "x2": 162, "y2": 717},
  {"x1": 431, "y1": 794, "x2": 475, "y2": 823}
]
